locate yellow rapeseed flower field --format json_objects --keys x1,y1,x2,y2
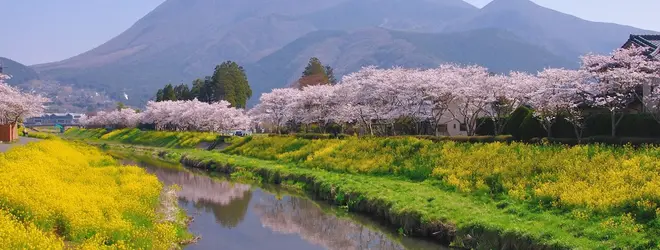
[
  {"x1": 225, "y1": 136, "x2": 660, "y2": 218},
  {"x1": 0, "y1": 140, "x2": 188, "y2": 249}
]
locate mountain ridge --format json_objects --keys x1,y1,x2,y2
[{"x1": 26, "y1": 0, "x2": 657, "y2": 107}]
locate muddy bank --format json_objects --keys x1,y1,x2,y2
[{"x1": 179, "y1": 155, "x2": 564, "y2": 250}]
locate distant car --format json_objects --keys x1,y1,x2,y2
[{"x1": 234, "y1": 131, "x2": 245, "y2": 137}]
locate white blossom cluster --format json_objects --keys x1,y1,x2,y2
[{"x1": 0, "y1": 73, "x2": 48, "y2": 125}]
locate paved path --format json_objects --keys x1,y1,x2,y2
[{"x1": 0, "y1": 137, "x2": 42, "y2": 153}]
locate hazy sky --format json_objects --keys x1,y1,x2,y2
[{"x1": 0, "y1": 0, "x2": 657, "y2": 65}]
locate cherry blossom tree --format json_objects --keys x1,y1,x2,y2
[
  {"x1": 80, "y1": 108, "x2": 141, "y2": 128},
  {"x1": 527, "y1": 68, "x2": 586, "y2": 137},
  {"x1": 292, "y1": 85, "x2": 336, "y2": 131},
  {"x1": 581, "y1": 46, "x2": 660, "y2": 136},
  {"x1": 447, "y1": 65, "x2": 493, "y2": 136},
  {"x1": 250, "y1": 88, "x2": 301, "y2": 134},
  {"x1": 137, "y1": 99, "x2": 250, "y2": 132},
  {"x1": 0, "y1": 73, "x2": 48, "y2": 125}
]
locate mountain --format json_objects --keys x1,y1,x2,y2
[
  {"x1": 33, "y1": 0, "x2": 352, "y2": 104},
  {"x1": 244, "y1": 28, "x2": 574, "y2": 105},
  {"x1": 445, "y1": 0, "x2": 657, "y2": 60},
  {"x1": 0, "y1": 57, "x2": 40, "y2": 85},
  {"x1": 31, "y1": 0, "x2": 655, "y2": 107},
  {"x1": 301, "y1": 0, "x2": 477, "y2": 32}
]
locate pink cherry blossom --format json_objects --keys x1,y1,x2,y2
[{"x1": 0, "y1": 73, "x2": 48, "y2": 125}]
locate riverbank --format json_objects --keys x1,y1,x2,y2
[
  {"x1": 0, "y1": 139, "x2": 192, "y2": 249},
  {"x1": 64, "y1": 129, "x2": 660, "y2": 249},
  {"x1": 65, "y1": 128, "x2": 220, "y2": 148},
  {"x1": 92, "y1": 142, "x2": 651, "y2": 249},
  {"x1": 120, "y1": 155, "x2": 448, "y2": 249}
]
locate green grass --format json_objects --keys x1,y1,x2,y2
[
  {"x1": 25, "y1": 131, "x2": 59, "y2": 140},
  {"x1": 176, "y1": 150, "x2": 645, "y2": 249},
  {"x1": 70, "y1": 132, "x2": 660, "y2": 249},
  {"x1": 65, "y1": 128, "x2": 220, "y2": 148},
  {"x1": 64, "y1": 128, "x2": 108, "y2": 139}
]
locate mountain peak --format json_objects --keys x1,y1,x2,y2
[{"x1": 483, "y1": 0, "x2": 537, "y2": 10}]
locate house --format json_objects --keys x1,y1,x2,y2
[
  {"x1": 24, "y1": 113, "x2": 85, "y2": 127},
  {"x1": 624, "y1": 34, "x2": 660, "y2": 59},
  {"x1": 0, "y1": 123, "x2": 19, "y2": 142}
]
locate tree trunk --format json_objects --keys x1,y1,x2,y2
[{"x1": 611, "y1": 111, "x2": 616, "y2": 137}]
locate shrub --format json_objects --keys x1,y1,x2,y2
[
  {"x1": 475, "y1": 118, "x2": 496, "y2": 136},
  {"x1": 518, "y1": 112, "x2": 545, "y2": 141},
  {"x1": 504, "y1": 106, "x2": 532, "y2": 139}
]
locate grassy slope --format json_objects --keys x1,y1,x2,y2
[
  {"x1": 176, "y1": 149, "x2": 651, "y2": 249},
  {"x1": 65, "y1": 128, "x2": 219, "y2": 148}
]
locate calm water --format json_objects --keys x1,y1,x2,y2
[{"x1": 122, "y1": 159, "x2": 448, "y2": 250}]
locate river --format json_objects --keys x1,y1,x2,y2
[{"x1": 121, "y1": 159, "x2": 449, "y2": 250}]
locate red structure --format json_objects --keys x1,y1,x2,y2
[{"x1": 0, "y1": 123, "x2": 18, "y2": 142}]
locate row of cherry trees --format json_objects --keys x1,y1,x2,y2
[
  {"x1": 81, "y1": 99, "x2": 251, "y2": 132},
  {"x1": 78, "y1": 46, "x2": 659, "y2": 138},
  {"x1": 0, "y1": 73, "x2": 47, "y2": 125},
  {"x1": 251, "y1": 46, "x2": 660, "y2": 138}
]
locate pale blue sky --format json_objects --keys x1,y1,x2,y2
[{"x1": 0, "y1": 0, "x2": 657, "y2": 65}]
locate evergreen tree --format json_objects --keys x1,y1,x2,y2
[
  {"x1": 174, "y1": 84, "x2": 192, "y2": 100},
  {"x1": 325, "y1": 65, "x2": 337, "y2": 84},
  {"x1": 162, "y1": 84, "x2": 177, "y2": 101},
  {"x1": 156, "y1": 89, "x2": 164, "y2": 102},
  {"x1": 210, "y1": 61, "x2": 252, "y2": 108},
  {"x1": 302, "y1": 57, "x2": 327, "y2": 77},
  {"x1": 297, "y1": 57, "x2": 336, "y2": 88},
  {"x1": 116, "y1": 102, "x2": 126, "y2": 111}
]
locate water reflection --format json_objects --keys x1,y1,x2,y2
[
  {"x1": 138, "y1": 164, "x2": 253, "y2": 229},
  {"x1": 124, "y1": 159, "x2": 447, "y2": 250},
  {"x1": 255, "y1": 195, "x2": 410, "y2": 250}
]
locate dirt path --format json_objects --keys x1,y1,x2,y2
[{"x1": 0, "y1": 137, "x2": 42, "y2": 153}]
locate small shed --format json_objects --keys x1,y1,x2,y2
[{"x1": 0, "y1": 123, "x2": 19, "y2": 142}]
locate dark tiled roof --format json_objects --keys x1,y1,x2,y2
[{"x1": 625, "y1": 35, "x2": 660, "y2": 59}]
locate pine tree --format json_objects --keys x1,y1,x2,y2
[
  {"x1": 302, "y1": 57, "x2": 327, "y2": 77},
  {"x1": 297, "y1": 57, "x2": 335, "y2": 88},
  {"x1": 210, "y1": 61, "x2": 252, "y2": 108},
  {"x1": 162, "y1": 84, "x2": 177, "y2": 101},
  {"x1": 173, "y1": 84, "x2": 192, "y2": 100},
  {"x1": 325, "y1": 65, "x2": 337, "y2": 84},
  {"x1": 156, "y1": 89, "x2": 164, "y2": 102}
]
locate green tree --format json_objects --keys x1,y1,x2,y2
[
  {"x1": 116, "y1": 102, "x2": 126, "y2": 111},
  {"x1": 297, "y1": 57, "x2": 336, "y2": 88},
  {"x1": 302, "y1": 57, "x2": 327, "y2": 77},
  {"x1": 210, "y1": 61, "x2": 252, "y2": 108},
  {"x1": 325, "y1": 65, "x2": 337, "y2": 84},
  {"x1": 155, "y1": 89, "x2": 164, "y2": 102},
  {"x1": 162, "y1": 84, "x2": 177, "y2": 101},
  {"x1": 174, "y1": 84, "x2": 192, "y2": 101}
]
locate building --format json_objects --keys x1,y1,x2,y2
[
  {"x1": 0, "y1": 123, "x2": 19, "y2": 142},
  {"x1": 24, "y1": 113, "x2": 85, "y2": 127},
  {"x1": 624, "y1": 35, "x2": 660, "y2": 59}
]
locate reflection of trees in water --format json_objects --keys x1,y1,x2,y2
[
  {"x1": 193, "y1": 192, "x2": 252, "y2": 228},
  {"x1": 143, "y1": 166, "x2": 253, "y2": 228},
  {"x1": 254, "y1": 196, "x2": 406, "y2": 250}
]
